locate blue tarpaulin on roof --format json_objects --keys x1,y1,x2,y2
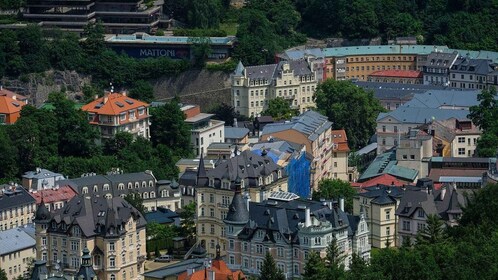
[{"x1": 286, "y1": 151, "x2": 311, "y2": 198}]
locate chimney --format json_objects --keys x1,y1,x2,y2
[
  {"x1": 339, "y1": 198, "x2": 344, "y2": 212},
  {"x1": 304, "y1": 208, "x2": 311, "y2": 227},
  {"x1": 122, "y1": 91, "x2": 127, "y2": 97},
  {"x1": 441, "y1": 186, "x2": 446, "y2": 200},
  {"x1": 94, "y1": 94, "x2": 99, "y2": 100},
  {"x1": 103, "y1": 92, "x2": 109, "y2": 104},
  {"x1": 233, "y1": 118, "x2": 238, "y2": 127},
  {"x1": 187, "y1": 267, "x2": 194, "y2": 276},
  {"x1": 12, "y1": 95, "x2": 16, "y2": 100}
]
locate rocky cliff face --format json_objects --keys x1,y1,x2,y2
[
  {"x1": 152, "y1": 69, "x2": 231, "y2": 110},
  {"x1": 1, "y1": 70, "x2": 92, "y2": 106}
]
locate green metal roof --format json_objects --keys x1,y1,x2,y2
[
  {"x1": 359, "y1": 150, "x2": 419, "y2": 182},
  {"x1": 322, "y1": 45, "x2": 450, "y2": 57}
]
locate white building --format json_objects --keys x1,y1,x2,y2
[{"x1": 231, "y1": 60, "x2": 318, "y2": 118}]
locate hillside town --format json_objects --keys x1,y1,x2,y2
[{"x1": 1, "y1": 0, "x2": 498, "y2": 280}]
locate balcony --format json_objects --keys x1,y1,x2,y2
[{"x1": 217, "y1": 203, "x2": 229, "y2": 209}]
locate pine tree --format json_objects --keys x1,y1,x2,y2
[
  {"x1": 259, "y1": 252, "x2": 285, "y2": 280},
  {"x1": 303, "y1": 251, "x2": 326, "y2": 280},
  {"x1": 325, "y1": 238, "x2": 346, "y2": 279}
]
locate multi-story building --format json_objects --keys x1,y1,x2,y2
[
  {"x1": 181, "y1": 105, "x2": 225, "y2": 157},
  {"x1": 30, "y1": 186, "x2": 78, "y2": 212},
  {"x1": 0, "y1": 87, "x2": 27, "y2": 124},
  {"x1": 331, "y1": 130, "x2": 350, "y2": 181},
  {"x1": 277, "y1": 48, "x2": 326, "y2": 82},
  {"x1": 82, "y1": 92, "x2": 151, "y2": 140},
  {"x1": 353, "y1": 185, "x2": 406, "y2": 248},
  {"x1": 0, "y1": 184, "x2": 37, "y2": 231},
  {"x1": 367, "y1": 70, "x2": 423, "y2": 84},
  {"x1": 0, "y1": 227, "x2": 36, "y2": 280},
  {"x1": 396, "y1": 129, "x2": 433, "y2": 179},
  {"x1": 33, "y1": 195, "x2": 147, "y2": 280},
  {"x1": 422, "y1": 51, "x2": 459, "y2": 86},
  {"x1": 195, "y1": 150, "x2": 288, "y2": 257},
  {"x1": 396, "y1": 179, "x2": 466, "y2": 244},
  {"x1": 224, "y1": 126, "x2": 250, "y2": 144},
  {"x1": 376, "y1": 89, "x2": 480, "y2": 153},
  {"x1": 231, "y1": 60, "x2": 318, "y2": 117},
  {"x1": 224, "y1": 184, "x2": 370, "y2": 278},
  {"x1": 260, "y1": 110, "x2": 333, "y2": 190},
  {"x1": 449, "y1": 57, "x2": 494, "y2": 90},
  {"x1": 59, "y1": 170, "x2": 181, "y2": 212},
  {"x1": 23, "y1": 0, "x2": 161, "y2": 33},
  {"x1": 22, "y1": 168, "x2": 65, "y2": 191}
]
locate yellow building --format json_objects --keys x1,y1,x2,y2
[
  {"x1": 0, "y1": 227, "x2": 36, "y2": 280},
  {"x1": 323, "y1": 45, "x2": 447, "y2": 81},
  {"x1": 0, "y1": 184, "x2": 37, "y2": 231},
  {"x1": 331, "y1": 130, "x2": 350, "y2": 181},
  {"x1": 353, "y1": 185, "x2": 404, "y2": 248},
  {"x1": 34, "y1": 195, "x2": 147, "y2": 280},
  {"x1": 195, "y1": 150, "x2": 288, "y2": 257}
]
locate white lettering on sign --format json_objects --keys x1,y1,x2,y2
[{"x1": 139, "y1": 49, "x2": 176, "y2": 57}]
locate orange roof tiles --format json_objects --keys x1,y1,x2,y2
[
  {"x1": 368, "y1": 70, "x2": 422, "y2": 78},
  {"x1": 0, "y1": 90, "x2": 27, "y2": 124},
  {"x1": 0, "y1": 88, "x2": 27, "y2": 102},
  {"x1": 178, "y1": 259, "x2": 246, "y2": 280},
  {"x1": 82, "y1": 92, "x2": 149, "y2": 116},
  {"x1": 30, "y1": 186, "x2": 78, "y2": 204},
  {"x1": 331, "y1": 129, "x2": 350, "y2": 152}
]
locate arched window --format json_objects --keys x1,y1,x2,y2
[
  {"x1": 103, "y1": 184, "x2": 110, "y2": 191},
  {"x1": 128, "y1": 183, "x2": 132, "y2": 189},
  {"x1": 118, "y1": 184, "x2": 124, "y2": 190},
  {"x1": 258, "y1": 177, "x2": 263, "y2": 186},
  {"x1": 161, "y1": 190, "x2": 167, "y2": 198},
  {"x1": 240, "y1": 179, "x2": 245, "y2": 188},
  {"x1": 149, "y1": 180, "x2": 154, "y2": 187},
  {"x1": 110, "y1": 275, "x2": 115, "y2": 280},
  {"x1": 142, "y1": 181, "x2": 146, "y2": 188},
  {"x1": 150, "y1": 191, "x2": 155, "y2": 198},
  {"x1": 135, "y1": 182, "x2": 139, "y2": 189},
  {"x1": 143, "y1": 192, "x2": 149, "y2": 199},
  {"x1": 105, "y1": 194, "x2": 112, "y2": 199},
  {"x1": 277, "y1": 170, "x2": 282, "y2": 179},
  {"x1": 82, "y1": 187, "x2": 88, "y2": 194},
  {"x1": 93, "y1": 185, "x2": 98, "y2": 192}
]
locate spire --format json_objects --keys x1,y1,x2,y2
[
  {"x1": 197, "y1": 153, "x2": 207, "y2": 178},
  {"x1": 34, "y1": 195, "x2": 51, "y2": 222},
  {"x1": 225, "y1": 174, "x2": 249, "y2": 225},
  {"x1": 75, "y1": 247, "x2": 97, "y2": 280},
  {"x1": 234, "y1": 61, "x2": 245, "y2": 76}
]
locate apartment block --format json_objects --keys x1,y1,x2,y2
[
  {"x1": 34, "y1": 195, "x2": 147, "y2": 280},
  {"x1": 0, "y1": 227, "x2": 36, "y2": 280},
  {"x1": 231, "y1": 60, "x2": 317, "y2": 118},
  {"x1": 422, "y1": 51, "x2": 459, "y2": 86},
  {"x1": 22, "y1": 168, "x2": 65, "y2": 191},
  {"x1": 0, "y1": 184, "x2": 37, "y2": 231}
]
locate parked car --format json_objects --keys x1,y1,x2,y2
[{"x1": 154, "y1": 255, "x2": 173, "y2": 262}]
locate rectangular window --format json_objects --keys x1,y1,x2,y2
[
  {"x1": 418, "y1": 209, "x2": 424, "y2": 218},
  {"x1": 402, "y1": 221, "x2": 410, "y2": 231},
  {"x1": 458, "y1": 137, "x2": 465, "y2": 143},
  {"x1": 385, "y1": 211, "x2": 391, "y2": 221},
  {"x1": 458, "y1": 148, "x2": 465, "y2": 155},
  {"x1": 109, "y1": 242, "x2": 115, "y2": 251},
  {"x1": 70, "y1": 241, "x2": 79, "y2": 252},
  {"x1": 209, "y1": 194, "x2": 215, "y2": 203}
]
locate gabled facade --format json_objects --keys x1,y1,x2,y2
[
  {"x1": 224, "y1": 186, "x2": 370, "y2": 278},
  {"x1": 22, "y1": 168, "x2": 65, "y2": 191},
  {"x1": 195, "y1": 150, "x2": 288, "y2": 257},
  {"x1": 82, "y1": 92, "x2": 150, "y2": 140},
  {"x1": 34, "y1": 195, "x2": 147, "y2": 280},
  {"x1": 260, "y1": 110, "x2": 333, "y2": 190},
  {"x1": 449, "y1": 57, "x2": 494, "y2": 90},
  {"x1": 422, "y1": 51, "x2": 459, "y2": 86},
  {"x1": 231, "y1": 60, "x2": 318, "y2": 117}
]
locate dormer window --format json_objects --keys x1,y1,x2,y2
[
  {"x1": 259, "y1": 177, "x2": 263, "y2": 186},
  {"x1": 222, "y1": 181, "x2": 230, "y2": 189},
  {"x1": 240, "y1": 179, "x2": 245, "y2": 188},
  {"x1": 277, "y1": 170, "x2": 282, "y2": 179},
  {"x1": 128, "y1": 183, "x2": 132, "y2": 189},
  {"x1": 93, "y1": 185, "x2": 98, "y2": 192},
  {"x1": 135, "y1": 182, "x2": 139, "y2": 188},
  {"x1": 82, "y1": 187, "x2": 88, "y2": 194},
  {"x1": 209, "y1": 178, "x2": 215, "y2": 187}
]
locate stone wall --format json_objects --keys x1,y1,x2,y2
[{"x1": 153, "y1": 69, "x2": 231, "y2": 111}]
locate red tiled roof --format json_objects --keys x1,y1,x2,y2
[
  {"x1": 30, "y1": 186, "x2": 78, "y2": 204},
  {"x1": 0, "y1": 88, "x2": 27, "y2": 101},
  {"x1": 82, "y1": 92, "x2": 149, "y2": 116},
  {"x1": 368, "y1": 70, "x2": 422, "y2": 78},
  {"x1": 428, "y1": 168, "x2": 486, "y2": 182},
  {"x1": 178, "y1": 259, "x2": 246, "y2": 280},
  {"x1": 351, "y1": 174, "x2": 409, "y2": 188},
  {"x1": 331, "y1": 129, "x2": 350, "y2": 152}
]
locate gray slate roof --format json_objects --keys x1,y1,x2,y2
[
  {"x1": 45, "y1": 195, "x2": 146, "y2": 238},
  {"x1": 22, "y1": 168, "x2": 64, "y2": 180},
  {"x1": 234, "y1": 59, "x2": 313, "y2": 80},
  {"x1": 0, "y1": 227, "x2": 36, "y2": 255},
  {"x1": 424, "y1": 51, "x2": 459, "y2": 69},
  {"x1": 224, "y1": 126, "x2": 250, "y2": 139},
  {"x1": 451, "y1": 57, "x2": 494, "y2": 75},
  {"x1": 261, "y1": 110, "x2": 332, "y2": 141},
  {"x1": 236, "y1": 198, "x2": 354, "y2": 244},
  {"x1": 0, "y1": 184, "x2": 36, "y2": 212},
  {"x1": 143, "y1": 258, "x2": 205, "y2": 279},
  {"x1": 225, "y1": 183, "x2": 249, "y2": 225},
  {"x1": 197, "y1": 150, "x2": 285, "y2": 189}
]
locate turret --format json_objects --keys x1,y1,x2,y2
[
  {"x1": 75, "y1": 247, "x2": 97, "y2": 280},
  {"x1": 34, "y1": 197, "x2": 51, "y2": 261},
  {"x1": 224, "y1": 175, "x2": 249, "y2": 236}
]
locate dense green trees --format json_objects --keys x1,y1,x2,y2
[
  {"x1": 314, "y1": 80, "x2": 385, "y2": 149},
  {"x1": 312, "y1": 179, "x2": 356, "y2": 212},
  {"x1": 261, "y1": 97, "x2": 298, "y2": 120},
  {"x1": 468, "y1": 87, "x2": 498, "y2": 157},
  {"x1": 124, "y1": 192, "x2": 146, "y2": 214},
  {"x1": 208, "y1": 103, "x2": 244, "y2": 126}
]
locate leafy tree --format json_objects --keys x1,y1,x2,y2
[
  {"x1": 0, "y1": 268, "x2": 7, "y2": 280},
  {"x1": 124, "y1": 192, "x2": 146, "y2": 214},
  {"x1": 261, "y1": 97, "x2": 298, "y2": 120},
  {"x1": 17, "y1": 24, "x2": 49, "y2": 73},
  {"x1": 150, "y1": 98, "x2": 192, "y2": 157},
  {"x1": 0, "y1": 126, "x2": 19, "y2": 179},
  {"x1": 179, "y1": 202, "x2": 197, "y2": 245},
  {"x1": 259, "y1": 252, "x2": 285, "y2": 280},
  {"x1": 208, "y1": 103, "x2": 244, "y2": 126},
  {"x1": 468, "y1": 87, "x2": 498, "y2": 157},
  {"x1": 129, "y1": 80, "x2": 155, "y2": 103},
  {"x1": 155, "y1": 245, "x2": 161, "y2": 258},
  {"x1": 303, "y1": 251, "x2": 327, "y2": 280},
  {"x1": 325, "y1": 238, "x2": 346, "y2": 279},
  {"x1": 312, "y1": 179, "x2": 356, "y2": 213},
  {"x1": 189, "y1": 37, "x2": 212, "y2": 68},
  {"x1": 81, "y1": 21, "x2": 106, "y2": 57},
  {"x1": 187, "y1": 0, "x2": 222, "y2": 28},
  {"x1": 314, "y1": 80, "x2": 385, "y2": 149},
  {"x1": 103, "y1": 132, "x2": 134, "y2": 155}
]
